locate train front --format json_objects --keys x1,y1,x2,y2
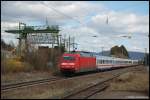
[{"x1": 59, "y1": 53, "x2": 79, "y2": 74}]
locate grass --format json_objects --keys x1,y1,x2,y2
[
  {"x1": 1, "y1": 57, "x2": 34, "y2": 73},
  {"x1": 109, "y1": 70, "x2": 149, "y2": 95},
  {"x1": 1, "y1": 71, "x2": 53, "y2": 85},
  {"x1": 1, "y1": 71, "x2": 106, "y2": 99},
  {"x1": 2, "y1": 66, "x2": 148, "y2": 99}
]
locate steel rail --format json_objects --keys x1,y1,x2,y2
[
  {"x1": 62, "y1": 69, "x2": 135, "y2": 99},
  {"x1": 1, "y1": 77, "x2": 61, "y2": 91}
]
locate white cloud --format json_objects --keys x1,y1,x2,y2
[
  {"x1": 89, "y1": 11, "x2": 149, "y2": 35},
  {"x1": 1, "y1": 1, "x2": 149, "y2": 53}
]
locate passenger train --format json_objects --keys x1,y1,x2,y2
[{"x1": 59, "y1": 51, "x2": 139, "y2": 74}]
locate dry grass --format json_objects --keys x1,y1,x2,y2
[
  {"x1": 109, "y1": 70, "x2": 149, "y2": 95},
  {"x1": 2, "y1": 66, "x2": 148, "y2": 99},
  {"x1": 1, "y1": 71, "x2": 106, "y2": 99},
  {"x1": 1, "y1": 71, "x2": 53, "y2": 85},
  {"x1": 1, "y1": 57, "x2": 34, "y2": 73}
]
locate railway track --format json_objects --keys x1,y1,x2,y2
[
  {"x1": 1, "y1": 77, "x2": 62, "y2": 92},
  {"x1": 1, "y1": 65, "x2": 143, "y2": 99},
  {"x1": 1, "y1": 65, "x2": 141, "y2": 93},
  {"x1": 62, "y1": 69, "x2": 134, "y2": 99}
]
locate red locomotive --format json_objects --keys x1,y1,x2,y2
[
  {"x1": 59, "y1": 51, "x2": 96, "y2": 74},
  {"x1": 59, "y1": 51, "x2": 138, "y2": 74}
]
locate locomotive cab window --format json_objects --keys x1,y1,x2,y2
[{"x1": 63, "y1": 56, "x2": 75, "y2": 61}]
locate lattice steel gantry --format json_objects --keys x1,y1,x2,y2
[{"x1": 5, "y1": 22, "x2": 61, "y2": 56}]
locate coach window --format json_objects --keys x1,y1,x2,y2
[
  {"x1": 98, "y1": 60, "x2": 100, "y2": 64},
  {"x1": 101, "y1": 60, "x2": 102, "y2": 64},
  {"x1": 100, "y1": 60, "x2": 102, "y2": 64}
]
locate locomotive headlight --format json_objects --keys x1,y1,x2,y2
[
  {"x1": 61, "y1": 63, "x2": 66, "y2": 65},
  {"x1": 69, "y1": 63, "x2": 75, "y2": 65},
  {"x1": 61, "y1": 63, "x2": 75, "y2": 65}
]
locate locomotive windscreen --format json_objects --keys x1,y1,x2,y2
[{"x1": 63, "y1": 56, "x2": 75, "y2": 61}]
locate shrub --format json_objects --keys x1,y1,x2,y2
[{"x1": 1, "y1": 58, "x2": 34, "y2": 73}]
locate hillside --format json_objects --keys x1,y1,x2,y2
[
  {"x1": 98, "y1": 51, "x2": 145, "y2": 60},
  {"x1": 110, "y1": 45, "x2": 129, "y2": 58}
]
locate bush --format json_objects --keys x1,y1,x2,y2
[
  {"x1": 1, "y1": 58, "x2": 34, "y2": 73},
  {"x1": 24, "y1": 51, "x2": 48, "y2": 70},
  {"x1": 23, "y1": 46, "x2": 65, "y2": 73}
]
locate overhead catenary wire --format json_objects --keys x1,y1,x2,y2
[
  {"x1": 40, "y1": 2, "x2": 112, "y2": 52},
  {"x1": 40, "y1": 3, "x2": 87, "y2": 51},
  {"x1": 41, "y1": 2, "x2": 85, "y2": 27}
]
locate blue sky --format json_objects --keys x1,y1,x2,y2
[
  {"x1": 1, "y1": 1, "x2": 149, "y2": 53},
  {"x1": 92, "y1": 1, "x2": 149, "y2": 15}
]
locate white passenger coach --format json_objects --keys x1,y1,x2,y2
[{"x1": 96, "y1": 55, "x2": 138, "y2": 70}]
